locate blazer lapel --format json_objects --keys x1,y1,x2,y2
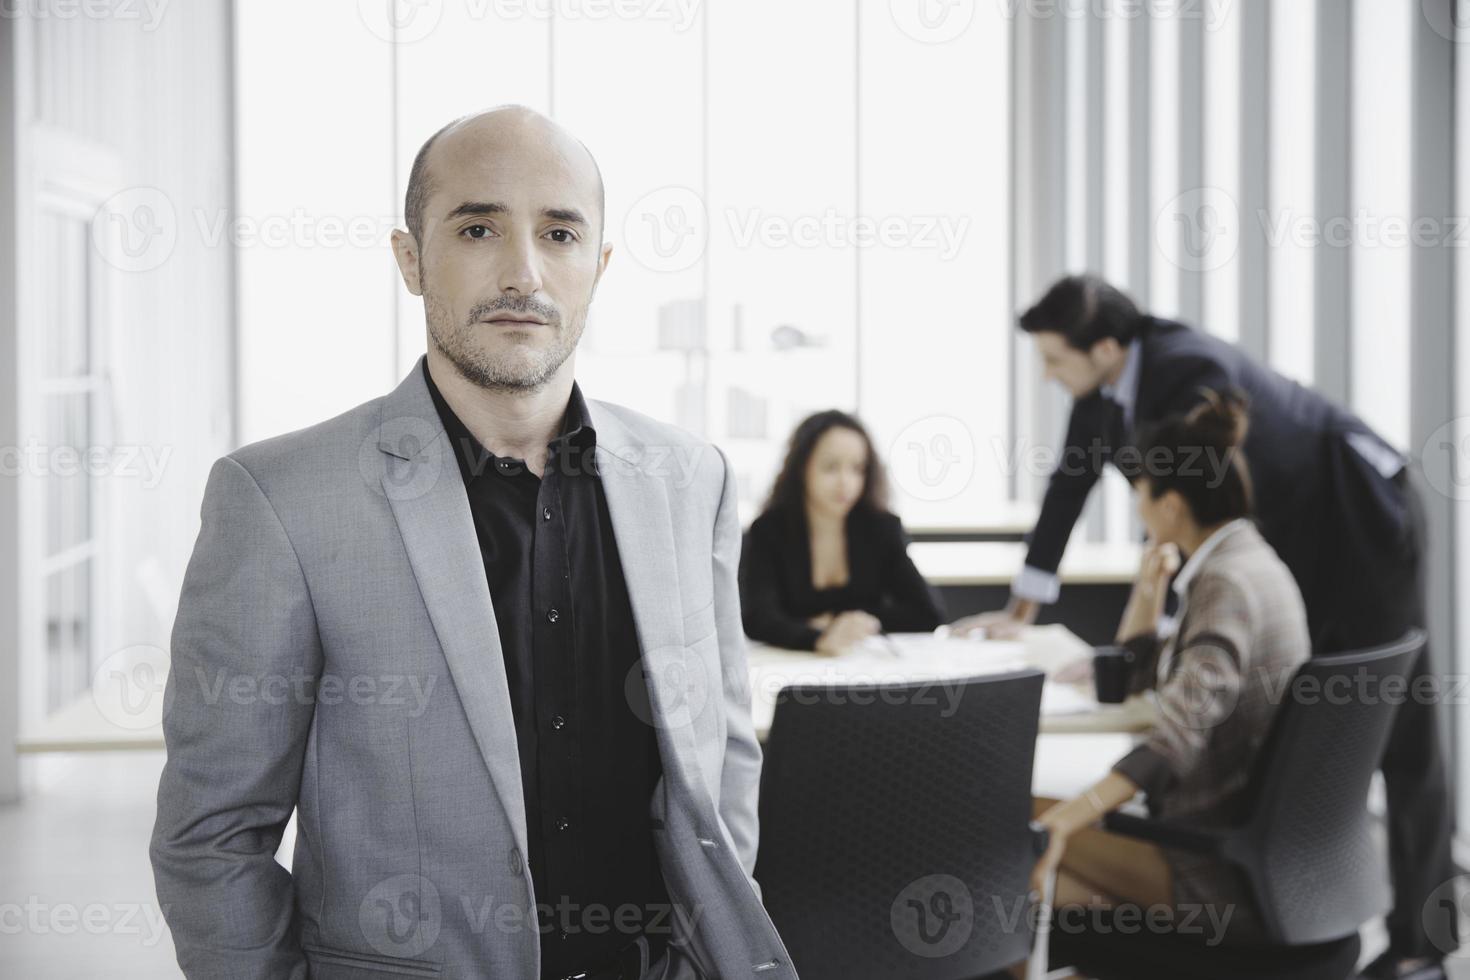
[
  {"x1": 374, "y1": 360, "x2": 529, "y2": 856},
  {"x1": 587, "y1": 403, "x2": 712, "y2": 804}
]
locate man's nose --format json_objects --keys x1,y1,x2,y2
[{"x1": 497, "y1": 233, "x2": 543, "y2": 295}]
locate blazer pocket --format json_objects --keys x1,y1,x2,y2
[
  {"x1": 681, "y1": 599, "x2": 717, "y2": 645},
  {"x1": 303, "y1": 943, "x2": 443, "y2": 978}
]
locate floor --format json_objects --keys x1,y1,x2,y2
[
  {"x1": 1, "y1": 752, "x2": 184, "y2": 979},
  {"x1": 2, "y1": 748, "x2": 1466, "y2": 978}
]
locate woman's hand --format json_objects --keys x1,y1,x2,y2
[
  {"x1": 1031, "y1": 806, "x2": 1070, "y2": 899},
  {"x1": 815, "y1": 610, "x2": 881, "y2": 655},
  {"x1": 1116, "y1": 540, "x2": 1180, "y2": 643},
  {"x1": 1139, "y1": 540, "x2": 1181, "y2": 593},
  {"x1": 1029, "y1": 774, "x2": 1138, "y2": 897},
  {"x1": 1052, "y1": 656, "x2": 1094, "y2": 685},
  {"x1": 807, "y1": 612, "x2": 836, "y2": 631}
]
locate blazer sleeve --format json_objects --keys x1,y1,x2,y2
[
  {"x1": 1112, "y1": 572, "x2": 1251, "y2": 799},
  {"x1": 710, "y1": 446, "x2": 766, "y2": 887},
  {"x1": 875, "y1": 514, "x2": 946, "y2": 632},
  {"x1": 738, "y1": 516, "x2": 822, "y2": 652},
  {"x1": 150, "y1": 456, "x2": 318, "y2": 980},
  {"x1": 1023, "y1": 395, "x2": 1114, "y2": 580}
]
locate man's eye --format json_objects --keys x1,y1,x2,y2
[
  {"x1": 545, "y1": 228, "x2": 576, "y2": 244},
  {"x1": 463, "y1": 225, "x2": 491, "y2": 239}
]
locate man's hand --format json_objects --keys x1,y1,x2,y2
[
  {"x1": 815, "y1": 610, "x2": 881, "y2": 655},
  {"x1": 950, "y1": 597, "x2": 1039, "y2": 640}
]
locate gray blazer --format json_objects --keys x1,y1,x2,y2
[
  {"x1": 150, "y1": 359, "x2": 794, "y2": 980},
  {"x1": 1114, "y1": 520, "x2": 1311, "y2": 940}
]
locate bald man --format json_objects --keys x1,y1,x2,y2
[{"x1": 151, "y1": 107, "x2": 793, "y2": 980}]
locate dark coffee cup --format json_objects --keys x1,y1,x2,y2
[{"x1": 1093, "y1": 645, "x2": 1132, "y2": 704}]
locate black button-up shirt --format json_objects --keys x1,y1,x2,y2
[{"x1": 423, "y1": 362, "x2": 669, "y2": 978}]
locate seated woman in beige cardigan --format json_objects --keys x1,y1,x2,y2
[{"x1": 1030, "y1": 390, "x2": 1311, "y2": 955}]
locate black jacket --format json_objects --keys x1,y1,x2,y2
[
  {"x1": 1026, "y1": 316, "x2": 1407, "y2": 648},
  {"x1": 739, "y1": 507, "x2": 946, "y2": 650}
]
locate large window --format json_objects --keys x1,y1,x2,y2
[{"x1": 237, "y1": 1, "x2": 1014, "y2": 528}]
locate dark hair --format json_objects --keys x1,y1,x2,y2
[
  {"x1": 1019, "y1": 274, "x2": 1144, "y2": 351},
  {"x1": 1132, "y1": 388, "x2": 1254, "y2": 526},
  {"x1": 761, "y1": 410, "x2": 889, "y2": 521}
]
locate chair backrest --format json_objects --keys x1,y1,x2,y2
[
  {"x1": 754, "y1": 669, "x2": 1045, "y2": 980},
  {"x1": 1223, "y1": 629, "x2": 1425, "y2": 946}
]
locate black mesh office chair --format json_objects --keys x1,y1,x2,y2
[
  {"x1": 754, "y1": 669, "x2": 1047, "y2": 980},
  {"x1": 1051, "y1": 630, "x2": 1426, "y2": 980}
]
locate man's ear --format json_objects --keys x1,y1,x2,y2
[
  {"x1": 391, "y1": 229, "x2": 424, "y2": 297},
  {"x1": 590, "y1": 241, "x2": 613, "y2": 298},
  {"x1": 1090, "y1": 336, "x2": 1123, "y2": 363}
]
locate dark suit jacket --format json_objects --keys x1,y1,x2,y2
[
  {"x1": 739, "y1": 507, "x2": 946, "y2": 650},
  {"x1": 1026, "y1": 316, "x2": 1408, "y2": 650}
]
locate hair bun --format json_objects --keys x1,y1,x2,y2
[{"x1": 1185, "y1": 387, "x2": 1250, "y2": 449}]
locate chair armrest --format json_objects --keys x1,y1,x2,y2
[{"x1": 1103, "y1": 811, "x2": 1229, "y2": 854}]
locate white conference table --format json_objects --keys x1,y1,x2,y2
[{"x1": 747, "y1": 624, "x2": 1156, "y2": 742}]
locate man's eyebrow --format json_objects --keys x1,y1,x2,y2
[
  {"x1": 542, "y1": 207, "x2": 588, "y2": 226},
  {"x1": 444, "y1": 201, "x2": 508, "y2": 221},
  {"x1": 442, "y1": 202, "x2": 589, "y2": 227}
]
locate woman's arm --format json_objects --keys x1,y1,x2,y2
[
  {"x1": 1115, "y1": 571, "x2": 1252, "y2": 797},
  {"x1": 738, "y1": 521, "x2": 824, "y2": 651},
  {"x1": 1032, "y1": 771, "x2": 1141, "y2": 894},
  {"x1": 873, "y1": 514, "x2": 946, "y2": 632},
  {"x1": 1117, "y1": 541, "x2": 1179, "y2": 643}
]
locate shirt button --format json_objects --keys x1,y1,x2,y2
[
  {"x1": 555, "y1": 817, "x2": 570, "y2": 832},
  {"x1": 551, "y1": 714, "x2": 566, "y2": 730},
  {"x1": 547, "y1": 608, "x2": 560, "y2": 623},
  {"x1": 508, "y1": 847, "x2": 523, "y2": 875}
]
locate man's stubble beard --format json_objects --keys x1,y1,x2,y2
[{"x1": 422, "y1": 275, "x2": 589, "y2": 394}]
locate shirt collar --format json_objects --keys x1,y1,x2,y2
[
  {"x1": 1099, "y1": 338, "x2": 1142, "y2": 425},
  {"x1": 1171, "y1": 518, "x2": 1252, "y2": 599},
  {"x1": 421, "y1": 359, "x2": 597, "y2": 484}
]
